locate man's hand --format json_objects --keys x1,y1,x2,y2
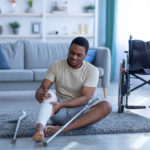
[
  {"x1": 50, "y1": 101, "x2": 62, "y2": 117},
  {"x1": 36, "y1": 88, "x2": 51, "y2": 103},
  {"x1": 35, "y1": 79, "x2": 53, "y2": 103}
]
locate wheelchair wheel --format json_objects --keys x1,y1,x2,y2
[{"x1": 118, "y1": 59, "x2": 125, "y2": 113}]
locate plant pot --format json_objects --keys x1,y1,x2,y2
[
  {"x1": 12, "y1": 28, "x2": 19, "y2": 34},
  {"x1": 26, "y1": 7, "x2": 34, "y2": 13},
  {"x1": 85, "y1": 9, "x2": 95, "y2": 13}
]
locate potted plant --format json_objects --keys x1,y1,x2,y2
[
  {"x1": 26, "y1": 0, "x2": 34, "y2": 13},
  {"x1": 84, "y1": 4, "x2": 95, "y2": 13},
  {"x1": 28, "y1": 0, "x2": 33, "y2": 8},
  {"x1": 9, "y1": 21, "x2": 20, "y2": 34}
]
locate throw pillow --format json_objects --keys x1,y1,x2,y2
[
  {"x1": 84, "y1": 50, "x2": 96, "y2": 63},
  {"x1": 0, "y1": 45, "x2": 10, "y2": 69}
]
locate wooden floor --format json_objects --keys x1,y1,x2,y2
[
  {"x1": 0, "y1": 81, "x2": 150, "y2": 150},
  {"x1": 0, "y1": 133, "x2": 150, "y2": 150}
]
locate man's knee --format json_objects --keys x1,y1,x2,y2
[
  {"x1": 47, "y1": 90, "x2": 57, "y2": 103},
  {"x1": 97, "y1": 100, "x2": 112, "y2": 114}
]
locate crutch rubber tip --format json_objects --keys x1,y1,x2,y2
[
  {"x1": 11, "y1": 139, "x2": 16, "y2": 144},
  {"x1": 43, "y1": 141, "x2": 48, "y2": 146}
]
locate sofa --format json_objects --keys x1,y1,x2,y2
[{"x1": 0, "y1": 40, "x2": 111, "y2": 97}]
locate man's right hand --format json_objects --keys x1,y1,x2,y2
[
  {"x1": 36, "y1": 88, "x2": 51, "y2": 103},
  {"x1": 35, "y1": 79, "x2": 53, "y2": 103}
]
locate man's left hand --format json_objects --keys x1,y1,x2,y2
[{"x1": 50, "y1": 101, "x2": 62, "y2": 117}]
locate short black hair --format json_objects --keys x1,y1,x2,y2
[{"x1": 70, "y1": 37, "x2": 89, "y2": 53}]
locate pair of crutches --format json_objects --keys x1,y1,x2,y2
[
  {"x1": 43, "y1": 97, "x2": 100, "y2": 146},
  {"x1": 8, "y1": 111, "x2": 27, "y2": 144}
]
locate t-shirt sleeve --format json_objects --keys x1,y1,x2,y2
[
  {"x1": 83, "y1": 67, "x2": 99, "y2": 87},
  {"x1": 44, "y1": 63, "x2": 56, "y2": 82}
]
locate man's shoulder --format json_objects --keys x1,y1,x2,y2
[
  {"x1": 83, "y1": 61, "x2": 98, "y2": 72},
  {"x1": 52, "y1": 59, "x2": 66, "y2": 66}
]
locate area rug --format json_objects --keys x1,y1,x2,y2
[{"x1": 1, "y1": 111, "x2": 150, "y2": 138}]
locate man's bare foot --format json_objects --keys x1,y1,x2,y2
[
  {"x1": 44, "y1": 125, "x2": 61, "y2": 136},
  {"x1": 32, "y1": 131, "x2": 44, "y2": 142},
  {"x1": 32, "y1": 123, "x2": 44, "y2": 142}
]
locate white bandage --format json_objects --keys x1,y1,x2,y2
[{"x1": 36, "y1": 90, "x2": 57, "y2": 127}]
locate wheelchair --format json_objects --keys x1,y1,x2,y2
[{"x1": 118, "y1": 36, "x2": 150, "y2": 113}]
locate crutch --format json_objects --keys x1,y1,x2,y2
[
  {"x1": 43, "y1": 97, "x2": 100, "y2": 146},
  {"x1": 11, "y1": 111, "x2": 27, "y2": 144}
]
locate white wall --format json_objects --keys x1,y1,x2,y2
[{"x1": 116, "y1": 0, "x2": 150, "y2": 81}]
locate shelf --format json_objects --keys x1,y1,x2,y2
[
  {"x1": 0, "y1": 12, "x2": 94, "y2": 17},
  {"x1": 0, "y1": 34, "x2": 93, "y2": 39},
  {"x1": 0, "y1": 13, "x2": 42, "y2": 17},
  {"x1": 46, "y1": 34, "x2": 94, "y2": 38},
  {"x1": 0, "y1": 34, "x2": 42, "y2": 38},
  {"x1": 46, "y1": 13, "x2": 94, "y2": 17},
  {"x1": 0, "y1": 0, "x2": 97, "y2": 45}
]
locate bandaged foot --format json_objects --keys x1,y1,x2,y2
[
  {"x1": 33, "y1": 90, "x2": 57, "y2": 142},
  {"x1": 44, "y1": 125, "x2": 61, "y2": 136}
]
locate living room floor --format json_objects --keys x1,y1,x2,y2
[{"x1": 0, "y1": 81, "x2": 150, "y2": 150}]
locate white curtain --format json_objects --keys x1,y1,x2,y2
[{"x1": 116, "y1": 0, "x2": 150, "y2": 81}]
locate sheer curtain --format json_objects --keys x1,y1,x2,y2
[{"x1": 116, "y1": 0, "x2": 150, "y2": 81}]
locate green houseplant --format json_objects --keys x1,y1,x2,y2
[
  {"x1": 28, "y1": 0, "x2": 33, "y2": 8},
  {"x1": 9, "y1": 21, "x2": 20, "y2": 34},
  {"x1": 84, "y1": 4, "x2": 95, "y2": 13},
  {"x1": 26, "y1": 0, "x2": 33, "y2": 13}
]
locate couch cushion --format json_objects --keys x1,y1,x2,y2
[
  {"x1": 0, "y1": 70, "x2": 33, "y2": 81},
  {"x1": 97, "y1": 67, "x2": 104, "y2": 77},
  {"x1": 24, "y1": 41, "x2": 69, "y2": 69},
  {"x1": 0, "y1": 40, "x2": 24, "y2": 69},
  {"x1": 33, "y1": 69, "x2": 47, "y2": 81}
]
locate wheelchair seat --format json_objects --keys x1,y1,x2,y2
[{"x1": 129, "y1": 69, "x2": 150, "y2": 75}]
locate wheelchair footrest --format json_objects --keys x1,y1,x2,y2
[{"x1": 126, "y1": 105, "x2": 146, "y2": 109}]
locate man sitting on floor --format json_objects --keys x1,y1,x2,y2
[{"x1": 32, "y1": 36, "x2": 112, "y2": 142}]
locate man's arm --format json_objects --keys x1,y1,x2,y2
[
  {"x1": 50, "y1": 86, "x2": 96, "y2": 115},
  {"x1": 60, "y1": 86, "x2": 96, "y2": 108},
  {"x1": 35, "y1": 79, "x2": 53, "y2": 103}
]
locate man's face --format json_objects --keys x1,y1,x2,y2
[{"x1": 67, "y1": 43, "x2": 87, "y2": 69}]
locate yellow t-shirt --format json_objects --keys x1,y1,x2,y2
[{"x1": 45, "y1": 59, "x2": 99, "y2": 101}]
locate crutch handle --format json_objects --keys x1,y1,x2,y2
[
  {"x1": 11, "y1": 111, "x2": 27, "y2": 144},
  {"x1": 19, "y1": 111, "x2": 27, "y2": 120}
]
